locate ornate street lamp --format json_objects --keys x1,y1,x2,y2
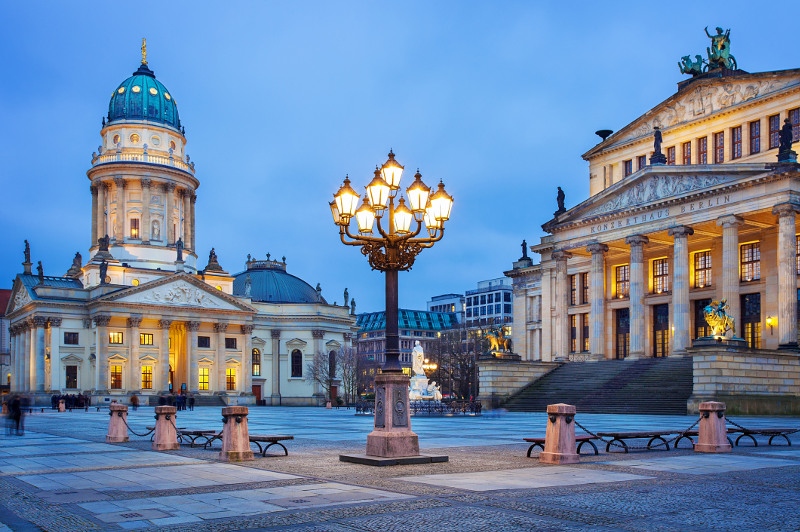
[{"x1": 334, "y1": 150, "x2": 453, "y2": 463}]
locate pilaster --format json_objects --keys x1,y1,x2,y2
[
  {"x1": 90, "y1": 185, "x2": 98, "y2": 248},
  {"x1": 114, "y1": 177, "x2": 125, "y2": 242},
  {"x1": 141, "y1": 178, "x2": 151, "y2": 243}
]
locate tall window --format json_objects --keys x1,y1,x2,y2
[
  {"x1": 741, "y1": 293, "x2": 761, "y2": 349},
  {"x1": 65, "y1": 366, "x2": 78, "y2": 389},
  {"x1": 569, "y1": 314, "x2": 577, "y2": 353},
  {"x1": 252, "y1": 348, "x2": 261, "y2": 376},
  {"x1": 714, "y1": 132, "x2": 724, "y2": 163},
  {"x1": 141, "y1": 366, "x2": 152, "y2": 389},
  {"x1": 109, "y1": 332, "x2": 123, "y2": 344},
  {"x1": 731, "y1": 125, "x2": 742, "y2": 159},
  {"x1": 694, "y1": 250, "x2": 712, "y2": 288},
  {"x1": 569, "y1": 274, "x2": 577, "y2": 306},
  {"x1": 769, "y1": 114, "x2": 780, "y2": 149},
  {"x1": 616, "y1": 265, "x2": 630, "y2": 298},
  {"x1": 653, "y1": 258, "x2": 669, "y2": 294},
  {"x1": 582, "y1": 313, "x2": 589, "y2": 352},
  {"x1": 329, "y1": 350, "x2": 337, "y2": 379},
  {"x1": 226, "y1": 368, "x2": 236, "y2": 390},
  {"x1": 581, "y1": 272, "x2": 589, "y2": 304},
  {"x1": 623, "y1": 159, "x2": 632, "y2": 177},
  {"x1": 695, "y1": 298, "x2": 712, "y2": 338},
  {"x1": 637, "y1": 155, "x2": 647, "y2": 170},
  {"x1": 140, "y1": 333, "x2": 153, "y2": 345},
  {"x1": 666, "y1": 146, "x2": 676, "y2": 165},
  {"x1": 199, "y1": 368, "x2": 209, "y2": 390},
  {"x1": 653, "y1": 304, "x2": 670, "y2": 358},
  {"x1": 697, "y1": 137, "x2": 708, "y2": 164},
  {"x1": 790, "y1": 108, "x2": 800, "y2": 144},
  {"x1": 682, "y1": 141, "x2": 691, "y2": 164},
  {"x1": 291, "y1": 349, "x2": 303, "y2": 377},
  {"x1": 615, "y1": 308, "x2": 630, "y2": 359},
  {"x1": 110, "y1": 365, "x2": 122, "y2": 389},
  {"x1": 64, "y1": 332, "x2": 79, "y2": 345},
  {"x1": 130, "y1": 218, "x2": 140, "y2": 239},
  {"x1": 740, "y1": 243, "x2": 761, "y2": 282},
  {"x1": 749, "y1": 120, "x2": 761, "y2": 154},
  {"x1": 225, "y1": 338, "x2": 237, "y2": 349}
]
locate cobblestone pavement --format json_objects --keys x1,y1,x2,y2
[{"x1": 0, "y1": 406, "x2": 798, "y2": 530}]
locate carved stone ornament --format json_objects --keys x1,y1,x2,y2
[
  {"x1": 312, "y1": 329, "x2": 325, "y2": 339},
  {"x1": 392, "y1": 388, "x2": 408, "y2": 427},
  {"x1": 127, "y1": 316, "x2": 143, "y2": 328},
  {"x1": 271, "y1": 329, "x2": 281, "y2": 339},
  {"x1": 186, "y1": 321, "x2": 202, "y2": 331},
  {"x1": 139, "y1": 280, "x2": 223, "y2": 308},
  {"x1": 12, "y1": 288, "x2": 31, "y2": 310},
  {"x1": 240, "y1": 324, "x2": 255, "y2": 334},
  {"x1": 93, "y1": 315, "x2": 112, "y2": 327},
  {"x1": 374, "y1": 386, "x2": 385, "y2": 428},
  {"x1": 214, "y1": 322, "x2": 229, "y2": 333},
  {"x1": 48, "y1": 317, "x2": 63, "y2": 327},
  {"x1": 590, "y1": 174, "x2": 727, "y2": 216},
  {"x1": 158, "y1": 319, "x2": 173, "y2": 329}
]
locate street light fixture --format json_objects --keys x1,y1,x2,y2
[{"x1": 334, "y1": 150, "x2": 453, "y2": 462}]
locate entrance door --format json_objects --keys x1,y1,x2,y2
[
  {"x1": 653, "y1": 303, "x2": 669, "y2": 357},
  {"x1": 615, "y1": 308, "x2": 630, "y2": 359},
  {"x1": 741, "y1": 293, "x2": 761, "y2": 348},
  {"x1": 252, "y1": 384, "x2": 262, "y2": 403}
]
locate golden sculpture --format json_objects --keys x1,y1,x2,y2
[
  {"x1": 484, "y1": 324, "x2": 511, "y2": 352},
  {"x1": 703, "y1": 299, "x2": 736, "y2": 337},
  {"x1": 141, "y1": 37, "x2": 147, "y2": 65}
]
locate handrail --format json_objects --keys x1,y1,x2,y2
[{"x1": 92, "y1": 152, "x2": 195, "y2": 174}]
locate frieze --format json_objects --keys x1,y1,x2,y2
[
  {"x1": 590, "y1": 174, "x2": 728, "y2": 216},
  {"x1": 135, "y1": 280, "x2": 224, "y2": 309}
]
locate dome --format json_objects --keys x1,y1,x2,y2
[
  {"x1": 232, "y1": 259, "x2": 325, "y2": 304},
  {"x1": 107, "y1": 63, "x2": 181, "y2": 131}
]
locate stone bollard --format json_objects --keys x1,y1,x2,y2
[
  {"x1": 695, "y1": 401, "x2": 731, "y2": 453},
  {"x1": 220, "y1": 406, "x2": 254, "y2": 461},
  {"x1": 539, "y1": 403, "x2": 580, "y2": 465},
  {"x1": 59, "y1": 399, "x2": 66, "y2": 412},
  {"x1": 106, "y1": 403, "x2": 129, "y2": 443},
  {"x1": 153, "y1": 406, "x2": 179, "y2": 451}
]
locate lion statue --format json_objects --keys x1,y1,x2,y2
[{"x1": 703, "y1": 299, "x2": 736, "y2": 337}]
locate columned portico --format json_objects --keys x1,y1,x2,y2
[
  {"x1": 773, "y1": 203, "x2": 799, "y2": 349},
  {"x1": 717, "y1": 215, "x2": 744, "y2": 333},
  {"x1": 586, "y1": 243, "x2": 608, "y2": 359},
  {"x1": 214, "y1": 322, "x2": 228, "y2": 393},
  {"x1": 625, "y1": 235, "x2": 649, "y2": 359},
  {"x1": 668, "y1": 226, "x2": 693, "y2": 355},
  {"x1": 552, "y1": 250, "x2": 572, "y2": 361}
]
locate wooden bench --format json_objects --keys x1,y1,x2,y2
[
  {"x1": 249, "y1": 434, "x2": 294, "y2": 456},
  {"x1": 177, "y1": 429, "x2": 218, "y2": 447},
  {"x1": 595, "y1": 431, "x2": 679, "y2": 452},
  {"x1": 524, "y1": 435, "x2": 598, "y2": 457}
]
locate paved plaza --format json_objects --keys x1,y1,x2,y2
[{"x1": 0, "y1": 406, "x2": 798, "y2": 531}]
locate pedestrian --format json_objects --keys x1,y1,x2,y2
[
  {"x1": 188, "y1": 394, "x2": 195, "y2": 411},
  {"x1": 130, "y1": 394, "x2": 139, "y2": 411}
]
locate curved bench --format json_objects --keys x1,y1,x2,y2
[{"x1": 524, "y1": 435, "x2": 599, "y2": 457}]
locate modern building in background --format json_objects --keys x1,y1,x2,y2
[
  {"x1": 427, "y1": 293, "x2": 465, "y2": 323},
  {"x1": 465, "y1": 277, "x2": 513, "y2": 329}
]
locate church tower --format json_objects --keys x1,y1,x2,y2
[{"x1": 85, "y1": 40, "x2": 199, "y2": 287}]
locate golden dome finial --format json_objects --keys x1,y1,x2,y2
[{"x1": 141, "y1": 37, "x2": 147, "y2": 65}]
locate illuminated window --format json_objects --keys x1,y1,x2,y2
[
  {"x1": 653, "y1": 258, "x2": 669, "y2": 293},
  {"x1": 616, "y1": 265, "x2": 630, "y2": 298},
  {"x1": 750, "y1": 120, "x2": 761, "y2": 154},
  {"x1": 713, "y1": 132, "x2": 724, "y2": 163},
  {"x1": 140, "y1": 333, "x2": 153, "y2": 346},
  {"x1": 112, "y1": 134, "x2": 120, "y2": 144},
  {"x1": 569, "y1": 274, "x2": 577, "y2": 306},
  {"x1": 149, "y1": 87, "x2": 158, "y2": 95},
  {"x1": 226, "y1": 368, "x2": 236, "y2": 390},
  {"x1": 582, "y1": 313, "x2": 589, "y2": 352},
  {"x1": 741, "y1": 293, "x2": 761, "y2": 349},
  {"x1": 109, "y1": 332, "x2": 123, "y2": 344},
  {"x1": 791, "y1": 108, "x2": 800, "y2": 145},
  {"x1": 695, "y1": 299, "x2": 712, "y2": 339},
  {"x1": 252, "y1": 349, "x2": 261, "y2": 376},
  {"x1": 110, "y1": 365, "x2": 122, "y2": 389},
  {"x1": 666, "y1": 146, "x2": 675, "y2": 165},
  {"x1": 216, "y1": 286, "x2": 222, "y2": 291},
  {"x1": 740, "y1": 243, "x2": 761, "y2": 282},
  {"x1": 731, "y1": 126, "x2": 742, "y2": 159},
  {"x1": 291, "y1": 349, "x2": 303, "y2": 377},
  {"x1": 130, "y1": 218, "x2": 139, "y2": 239},
  {"x1": 199, "y1": 368, "x2": 209, "y2": 390},
  {"x1": 637, "y1": 155, "x2": 646, "y2": 170},
  {"x1": 581, "y1": 272, "x2": 589, "y2": 304},
  {"x1": 132, "y1": 85, "x2": 141, "y2": 93},
  {"x1": 623, "y1": 159, "x2": 632, "y2": 176},
  {"x1": 769, "y1": 114, "x2": 781, "y2": 149},
  {"x1": 697, "y1": 137, "x2": 708, "y2": 164},
  {"x1": 570, "y1": 314, "x2": 577, "y2": 353},
  {"x1": 141, "y1": 366, "x2": 152, "y2": 389},
  {"x1": 170, "y1": 140, "x2": 176, "y2": 150},
  {"x1": 682, "y1": 141, "x2": 691, "y2": 164},
  {"x1": 694, "y1": 251, "x2": 712, "y2": 288}
]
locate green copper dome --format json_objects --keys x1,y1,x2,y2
[{"x1": 107, "y1": 63, "x2": 182, "y2": 132}]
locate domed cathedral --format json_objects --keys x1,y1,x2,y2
[{"x1": 4, "y1": 42, "x2": 358, "y2": 406}]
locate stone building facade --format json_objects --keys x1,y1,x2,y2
[{"x1": 5, "y1": 51, "x2": 357, "y2": 406}]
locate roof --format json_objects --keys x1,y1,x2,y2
[
  {"x1": 232, "y1": 260, "x2": 325, "y2": 304},
  {"x1": 107, "y1": 62, "x2": 181, "y2": 132},
  {"x1": 19, "y1": 274, "x2": 83, "y2": 298},
  {"x1": 0, "y1": 289, "x2": 10, "y2": 317},
  {"x1": 357, "y1": 309, "x2": 458, "y2": 333}
]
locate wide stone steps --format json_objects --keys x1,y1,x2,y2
[{"x1": 503, "y1": 357, "x2": 693, "y2": 415}]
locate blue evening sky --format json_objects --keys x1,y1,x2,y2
[{"x1": 0, "y1": 1, "x2": 796, "y2": 313}]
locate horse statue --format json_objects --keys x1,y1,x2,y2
[
  {"x1": 484, "y1": 325, "x2": 511, "y2": 353},
  {"x1": 703, "y1": 299, "x2": 736, "y2": 337},
  {"x1": 678, "y1": 54, "x2": 705, "y2": 76}
]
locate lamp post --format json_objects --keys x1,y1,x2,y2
[{"x1": 333, "y1": 150, "x2": 453, "y2": 461}]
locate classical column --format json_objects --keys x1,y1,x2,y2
[
  {"x1": 10, "y1": 327, "x2": 18, "y2": 391},
  {"x1": 717, "y1": 215, "x2": 744, "y2": 335},
  {"x1": 669, "y1": 226, "x2": 694, "y2": 355},
  {"x1": 242, "y1": 324, "x2": 254, "y2": 394},
  {"x1": 96, "y1": 182, "x2": 107, "y2": 243},
  {"x1": 141, "y1": 178, "x2": 151, "y2": 243},
  {"x1": 127, "y1": 317, "x2": 142, "y2": 392},
  {"x1": 587, "y1": 243, "x2": 609, "y2": 359},
  {"x1": 32, "y1": 316, "x2": 47, "y2": 393},
  {"x1": 49, "y1": 318, "x2": 62, "y2": 391},
  {"x1": 114, "y1": 178, "x2": 126, "y2": 242},
  {"x1": 24, "y1": 323, "x2": 32, "y2": 391},
  {"x1": 552, "y1": 250, "x2": 572, "y2": 361},
  {"x1": 158, "y1": 319, "x2": 172, "y2": 392},
  {"x1": 312, "y1": 329, "x2": 325, "y2": 398},
  {"x1": 165, "y1": 182, "x2": 176, "y2": 244},
  {"x1": 271, "y1": 329, "x2": 281, "y2": 404},
  {"x1": 186, "y1": 321, "x2": 201, "y2": 392},
  {"x1": 94, "y1": 315, "x2": 111, "y2": 392},
  {"x1": 90, "y1": 185, "x2": 98, "y2": 248},
  {"x1": 625, "y1": 235, "x2": 649, "y2": 359},
  {"x1": 215, "y1": 323, "x2": 229, "y2": 393},
  {"x1": 190, "y1": 193, "x2": 197, "y2": 250},
  {"x1": 773, "y1": 204, "x2": 799, "y2": 349},
  {"x1": 182, "y1": 189, "x2": 191, "y2": 250}
]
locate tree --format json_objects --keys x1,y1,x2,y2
[
  {"x1": 305, "y1": 350, "x2": 337, "y2": 402},
  {"x1": 305, "y1": 347, "x2": 361, "y2": 405},
  {"x1": 338, "y1": 346, "x2": 359, "y2": 405}
]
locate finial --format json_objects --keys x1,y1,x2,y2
[
  {"x1": 141, "y1": 38, "x2": 147, "y2": 65},
  {"x1": 266, "y1": 252, "x2": 271, "y2": 261}
]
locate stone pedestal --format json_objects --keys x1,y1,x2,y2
[
  {"x1": 106, "y1": 403, "x2": 129, "y2": 443},
  {"x1": 539, "y1": 403, "x2": 579, "y2": 465},
  {"x1": 366, "y1": 372, "x2": 419, "y2": 457},
  {"x1": 695, "y1": 401, "x2": 731, "y2": 453},
  {"x1": 219, "y1": 406, "x2": 254, "y2": 462},
  {"x1": 153, "y1": 406, "x2": 179, "y2": 451},
  {"x1": 58, "y1": 399, "x2": 66, "y2": 412}
]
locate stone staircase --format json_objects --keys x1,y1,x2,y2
[
  {"x1": 145, "y1": 394, "x2": 226, "y2": 407},
  {"x1": 502, "y1": 357, "x2": 693, "y2": 415}
]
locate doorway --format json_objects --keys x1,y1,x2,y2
[
  {"x1": 615, "y1": 308, "x2": 630, "y2": 359},
  {"x1": 653, "y1": 303, "x2": 669, "y2": 357}
]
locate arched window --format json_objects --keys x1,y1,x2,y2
[
  {"x1": 291, "y1": 349, "x2": 302, "y2": 378},
  {"x1": 328, "y1": 350, "x2": 337, "y2": 379},
  {"x1": 252, "y1": 348, "x2": 261, "y2": 376}
]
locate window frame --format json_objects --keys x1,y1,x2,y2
[
  {"x1": 652, "y1": 258, "x2": 669, "y2": 294},
  {"x1": 623, "y1": 159, "x2": 633, "y2": 177},
  {"x1": 749, "y1": 119, "x2": 761, "y2": 154},
  {"x1": 697, "y1": 136, "x2": 708, "y2": 164},
  {"x1": 637, "y1": 155, "x2": 647, "y2": 171},
  {"x1": 666, "y1": 146, "x2": 676, "y2": 165},
  {"x1": 713, "y1": 131, "x2": 724, "y2": 163},
  {"x1": 694, "y1": 250, "x2": 712, "y2": 288},
  {"x1": 252, "y1": 348, "x2": 261, "y2": 376},
  {"x1": 64, "y1": 332, "x2": 79, "y2": 345},
  {"x1": 226, "y1": 368, "x2": 236, "y2": 390},
  {"x1": 615, "y1": 265, "x2": 630, "y2": 298},
  {"x1": 130, "y1": 217, "x2": 140, "y2": 239},
  {"x1": 790, "y1": 108, "x2": 800, "y2": 146},
  {"x1": 139, "y1": 333, "x2": 154, "y2": 346},
  {"x1": 225, "y1": 337, "x2": 237, "y2": 350},
  {"x1": 740, "y1": 242, "x2": 761, "y2": 282},
  {"x1": 109, "y1": 331, "x2": 123, "y2": 345},
  {"x1": 291, "y1": 349, "x2": 303, "y2": 378},
  {"x1": 141, "y1": 365, "x2": 153, "y2": 389},
  {"x1": 197, "y1": 336, "x2": 211, "y2": 348},
  {"x1": 731, "y1": 125, "x2": 742, "y2": 160},
  {"x1": 769, "y1": 114, "x2": 780, "y2": 149},
  {"x1": 682, "y1": 141, "x2": 691, "y2": 165},
  {"x1": 110, "y1": 365, "x2": 122, "y2": 389},
  {"x1": 199, "y1": 367, "x2": 209, "y2": 390}
]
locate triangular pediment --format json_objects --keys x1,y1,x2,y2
[
  {"x1": 325, "y1": 340, "x2": 341, "y2": 350},
  {"x1": 60, "y1": 354, "x2": 83, "y2": 362},
  {"x1": 139, "y1": 355, "x2": 159, "y2": 363},
  {"x1": 198, "y1": 356, "x2": 214, "y2": 364},
  {"x1": 108, "y1": 354, "x2": 128, "y2": 362},
  {"x1": 584, "y1": 69, "x2": 800, "y2": 158},
  {"x1": 95, "y1": 272, "x2": 255, "y2": 312},
  {"x1": 7, "y1": 278, "x2": 32, "y2": 314},
  {"x1": 252, "y1": 336, "x2": 267, "y2": 348},
  {"x1": 286, "y1": 338, "x2": 307, "y2": 349},
  {"x1": 225, "y1": 356, "x2": 241, "y2": 365}
]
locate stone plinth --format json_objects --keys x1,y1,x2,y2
[
  {"x1": 58, "y1": 399, "x2": 66, "y2": 412},
  {"x1": 695, "y1": 401, "x2": 731, "y2": 453},
  {"x1": 220, "y1": 406, "x2": 254, "y2": 461},
  {"x1": 106, "y1": 403, "x2": 129, "y2": 443},
  {"x1": 477, "y1": 359, "x2": 560, "y2": 409},
  {"x1": 366, "y1": 372, "x2": 419, "y2": 457},
  {"x1": 153, "y1": 406, "x2": 179, "y2": 451},
  {"x1": 539, "y1": 403, "x2": 579, "y2": 465}
]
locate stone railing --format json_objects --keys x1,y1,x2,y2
[{"x1": 92, "y1": 152, "x2": 194, "y2": 174}]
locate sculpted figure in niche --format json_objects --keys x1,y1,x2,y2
[{"x1": 151, "y1": 220, "x2": 161, "y2": 240}]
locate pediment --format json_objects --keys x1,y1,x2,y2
[
  {"x1": 60, "y1": 354, "x2": 83, "y2": 362},
  {"x1": 225, "y1": 356, "x2": 241, "y2": 365},
  {"x1": 286, "y1": 338, "x2": 307, "y2": 349},
  {"x1": 325, "y1": 340, "x2": 341, "y2": 350},
  {"x1": 252, "y1": 336, "x2": 267, "y2": 348},
  {"x1": 96, "y1": 273, "x2": 254, "y2": 312},
  {"x1": 108, "y1": 354, "x2": 128, "y2": 362},
  {"x1": 7, "y1": 279, "x2": 32, "y2": 314},
  {"x1": 198, "y1": 356, "x2": 215, "y2": 364},
  {"x1": 139, "y1": 355, "x2": 159, "y2": 363}
]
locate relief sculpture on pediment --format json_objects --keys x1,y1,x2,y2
[
  {"x1": 591, "y1": 174, "x2": 726, "y2": 216},
  {"x1": 12, "y1": 289, "x2": 31, "y2": 311},
  {"x1": 141, "y1": 282, "x2": 221, "y2": 308}
]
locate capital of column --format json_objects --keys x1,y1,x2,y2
[
  {"x1": 82, "y1": 318, "x2": 93, "y2": 329},
  {"x1": 271, "y1": 329, "x2": 281, "y2": 339},
  {"x1": 165, "y1": 182, "x2": 177, "y2": 192},
  {"x1": 716, "y1": 214, "x2": 744, "y2": 228},
  {"x1": 93, "y1": 315, "x2": 112, "y2": 327},
  {"x1": 241, "y1": 324, "x2": 255, "y2": 334},
  {"x1": 586, "y1": 243, "x2": 609, "y2": 255},
  {"x1": 141, "y1": 178, "x2": 152, "y2": 189},
  {"x1": 668, "y1": 225, "x2": 694, "y2": 238},
  {"x1": 113, "y1": 177, "x2": 126, "y2": 189},
  {"x1": 624, "y1": 234, "x2": 650, "y2": 247},
  {"x1": 343, "y1": 333, "x2": 353, "y2": 341},
  {"x1": 90, "y1": 185, "x2": 98, "y2": 196},
  {"x1": 772, "y1": 203, "x2": 800, "y2": 218},
  {"x1": 48, "y1": 317, "x2": 63, "y2": 327},
  {"x1": 214, "y1": 322, "x2": 229, "y2": 333},
  {"x1": 157, "y1": 319, "x2": 173, "y2": 329},
  {"x1": 190, "y1": 192, "x2": 197, "y2": 204},
  {"x1": 186, "y1": 321, "x2": 202, "y2": 331},
  {"x1": 551, "y1": 250, "x2": 572, "y2": 262},
  {"x1": 127, "y1": 316, "x2": 143, "y2": 328},
  {"x1": 32, "y1": 316, "x2": 47, "y2": 328},
  {"x1": 312, "y1": 329, "x2": 325, "y2": 339},
  {"x1": 179, "y1": 189, "x2": 187, "y2": 199}
]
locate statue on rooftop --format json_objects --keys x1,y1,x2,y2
[
  {"x1": 778, "y1": 118, "x2": 797, "y2": 162},
  {"x1": 678, "y1": 54, "x2": 705, "y2": 76},
  {"x1": 99, "y1": 260, "x2": 108, "y2": 284},
  {"x1": 175, "y1": 237, "x2": 184, "y2": 261},
  {"x1": 244, "y1": 274, "x2": 252, "y2": 297},
  {"x1": 36, "y1": 261, "x2": 44, "y2": 284},
  {"x1": 24, "y1": 240, "x2": 30, "y2": 263},
  {"x1": 555, "y1": 187, "x2": 566, "y2": 216},
  {"x1": 344, "y1": 288, "x2": 349, "y2": 307},
  {"x1": 520, "y1": 239, "x2": 528, "y2": 259},
  {"x1": 705, "y1": 26, "x2": 737, "y2": 70},
  {"x1": 650, "y1": 127, "x2": 668, "y2": 165},
  {"x1": 205, "y1": 247, "x2": 223, "y2": 272},
  {"x1": 350, "y1": 298, "x2": 356, "y2": 315},
  {"x1": 316, "y1": 283, "x2": 322, "y2": 296},
  {"x1": 98, "y1": 234, "x2": 110, "y2": 252}
]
